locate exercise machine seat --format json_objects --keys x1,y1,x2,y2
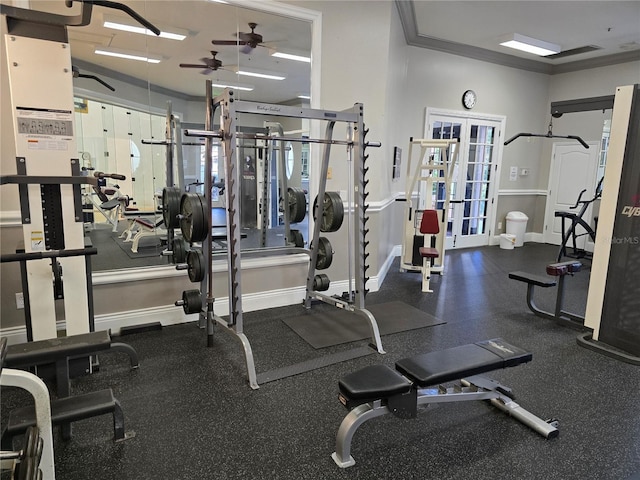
[
  {"x1": 395, "y1": 339, "x2": 531, "y2": 387},
  {"x1": 419, "y1": 211, "x2": 439, "y2": 257},
  {"x1": 339, "y1": 365, "x2": 412, "y2": 401},
  {"x1": 419, "y1": 209, "x2": 439, "y2": 235}
]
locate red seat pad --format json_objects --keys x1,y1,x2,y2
[{"x1": 419, "y1": 247, "x2": 439, "y2": 259}]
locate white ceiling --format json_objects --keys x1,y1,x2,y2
[
  {"x1": 399, "y1": 0, "x2": 640, "y2": 74},
  {"x1": 8, "y1": 1, "x2": 640, "y2": 104},
  {"x1": 25, "y1": 0, "x2": 312, "y2": 103}
]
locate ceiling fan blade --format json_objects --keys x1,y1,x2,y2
[
  {"x1": 212, "y1": 40, "x2": 246, "y2": 45},
  {"x1": 180, "y1": 64, "x2": 208, "y2": 68}
]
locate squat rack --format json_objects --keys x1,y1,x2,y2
[{"x1": 182, "y1": 83, "x2": 382, "y2": 388}]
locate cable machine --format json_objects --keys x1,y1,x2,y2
[
  {"x1": 171, "y1": 84, "x2": 381, "y2": 388},
  {"x1": 400, "y1": 138, "x2": 460, "y2": 278}
]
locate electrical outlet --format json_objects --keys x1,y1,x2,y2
[
  {"x1": 16, "y1": 292, "x2": 24, "y2": 309},
  {"x1": 498, "y1": 221, "x2": 502, "y2": 230},
  {"x1": 327, "y1": 167, "x2": 332, "y2": 180}
]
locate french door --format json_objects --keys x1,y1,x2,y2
[{"x1": 426, "y1": 111, "x2": 504, "y2": 249}]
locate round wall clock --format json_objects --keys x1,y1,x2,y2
[{"x1": 462, "y1": 90, "x2": 477, "y2": 109}]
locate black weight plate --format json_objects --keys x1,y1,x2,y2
[
  {"x1": 321, "y1": 191, "x2": 344, "y2": 232},
  {"x1": 316, "y1": 236, "x2": 333, "y2": 270},
  {"x1": 182, "y1": 289, "x2": 201, "y2": 315},
  {"x1": 180, "y1": 193, "x2": 208, "y2": 243},
  {"x1": 288, "y1": 187, "x2": 307, "y2": 224},
  {"x1": 186, "y1": 249, "x2": 206, "y2": 283},
  {"x1": 313, "y1": 273, "x2": 330, "y2": 291},
  {"x1": 24, "y1": 426, "x2": 39, "y2": 459},
  {"x1": 172, "y1": 238, "x2": 188, "y2": 264},
  {"x1": 288, "y1": 229, "x2": 304, "y2": 248},
  {"x1": 162, "y1": 187, "x2": 182, "y2": 229},
  {"x1": 17, "y1": 456, "x2": 34, "y2": 480}
]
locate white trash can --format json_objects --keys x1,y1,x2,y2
[
  {"x1": 505, "y1": 211, "x2": 528, "y2": 247},
  {"x1": 499, "y1": 233, "x2": 516, "y2": 250}
]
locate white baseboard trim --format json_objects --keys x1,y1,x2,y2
[
  {"x1": 490, "y1": 232, "x2": 544, "y2": 245},
  {"x1": 1, "y1": 253, "x2": 400, "y2": 343}
]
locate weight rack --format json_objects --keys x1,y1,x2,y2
[{"x1": 182, "y1": 83, "x2": 383, "y2": 388}]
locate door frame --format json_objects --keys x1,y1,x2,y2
[{"x1": 425, "y1": 108, "x2": 506, "y2": 249}]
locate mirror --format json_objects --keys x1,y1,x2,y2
[{"x1": 27, "y1": 0, "x2": 313, "y2": 272}]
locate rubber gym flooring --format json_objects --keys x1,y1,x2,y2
[{"x1": 2, "y1": 243, "x2": 639, "y2": 480}]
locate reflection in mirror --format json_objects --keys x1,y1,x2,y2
[{"x1": 26, "y1": 0, "x2": 313, "y2": 271}]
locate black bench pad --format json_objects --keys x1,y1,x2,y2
[
  {"x1": 395, "y1": 339, "x2": 532, "y2": 387},
  {"x1": 5, "y1": 331, "x2": 111, "y2": 368},
  {"x1": 339, "y1": 365, "x2": 412, "y2": 400},
  {"x1": 509, "y1": 271, "x2": 557, "y2": 288}
]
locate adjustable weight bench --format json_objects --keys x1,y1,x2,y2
[{"x1": 331, "y1": 339, "x2": 558, "y2": 468}]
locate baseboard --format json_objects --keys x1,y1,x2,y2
[
  {"x1": 1, "y1": 258, "x2": 396, "y2": 343},
  {"x1": 490, "y1": 232, "x2": 544, "y2": 245}
]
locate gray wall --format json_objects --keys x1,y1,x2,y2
[{"x1": 2, "y1": 0, "x2": 639, "y2": 335}]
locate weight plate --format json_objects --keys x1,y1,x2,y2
[
  {"x1": 172, "y1": 238, "x2": 188, "y2": 264},
  {"x1": 313, "y1": 273, "x2": 330, "y2": 291},
  {"x1": 182, "y1": 289, "x2": 201, "y2": 315},
  {"x1": 288, "y1": 229, "x2": 304, "y2": 248},
  {"x1": 314, "y1": 191, "x2": 344, "y2": 232},
  {"x1": 180, "y1": 193, "x2": 208, "y2": 243},
  {"x1": 288, "y1": 187, "x2": 307, "y2": 224},
  {"x1": 162, "y1": 187, "x2": 182, "y2": 229},
  {"x1": 24, "y1": 426, "x2": 39, "y2": 459},
  {"x1": 315, "y1": 236, "x2": 333, "y2": 270},
  {"x1": 16, "y1": 456, "x2": 35, "y2": 480},
  {"x1": 186, "y1": 249, "x2": 206, "y2": 283}
]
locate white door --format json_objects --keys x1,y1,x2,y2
[
  {"x1": 427, "y1": 113, "x2": 503, "y2": 249},
  {"x1": 543, "y1": 142, "x2": 599, "y2": 247}
]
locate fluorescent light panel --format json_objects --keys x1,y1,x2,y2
[
  {"x1": 95, "y1": 48, "x2": 161, "y2": 64},
  {"x1": 211, "y1": 82, "x2": 254, "y2": 92},
  {"x1": 103, "y1": 21, "x2": 186, "y2": 41},
  {"x1": 236, "y1": 70, "x2": 285, "y2": 80},
  {"x1": 271, "y1": 51, "x2": 311, "y2": 63},
  {"x1": 499, "y1": 33, "x2": 560, "y2": 56}
]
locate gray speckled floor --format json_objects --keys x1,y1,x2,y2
[{"x1": 2, "y1": 243, "x2": 639, "y2": 480}]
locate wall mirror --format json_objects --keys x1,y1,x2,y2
[{"x1": 25, "y1": 0, "x2": 313, "y2": 272}]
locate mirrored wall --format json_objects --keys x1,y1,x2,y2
[{"x1": 28, "y1": 0, "x2": 313, "y2": 271}]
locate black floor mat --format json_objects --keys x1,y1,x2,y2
[{"x1": 283, "y1": 300, "x2": 445, "y2": 349}]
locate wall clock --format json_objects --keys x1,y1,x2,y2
[{"x1": 462, "y1": 90, "x2": 477, "y2": 109}]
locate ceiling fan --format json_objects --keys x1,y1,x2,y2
[
  {"x1": 179, "y1": 51, "x2": 225, "y2": 74},
  {"x1": 212, "y1": 22, "x2": 266, "y2": 54}
]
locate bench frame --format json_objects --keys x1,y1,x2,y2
[
  {"x1": 509, "y1": 260, "x2": 585, "y2": 329},
  {"x1": 332, "y1": 373, "x2": 558, "y2": 468}
]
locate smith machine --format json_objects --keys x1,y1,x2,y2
[{"x1": 167, "y1": 82, "x2": 382, "y2": 389}]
